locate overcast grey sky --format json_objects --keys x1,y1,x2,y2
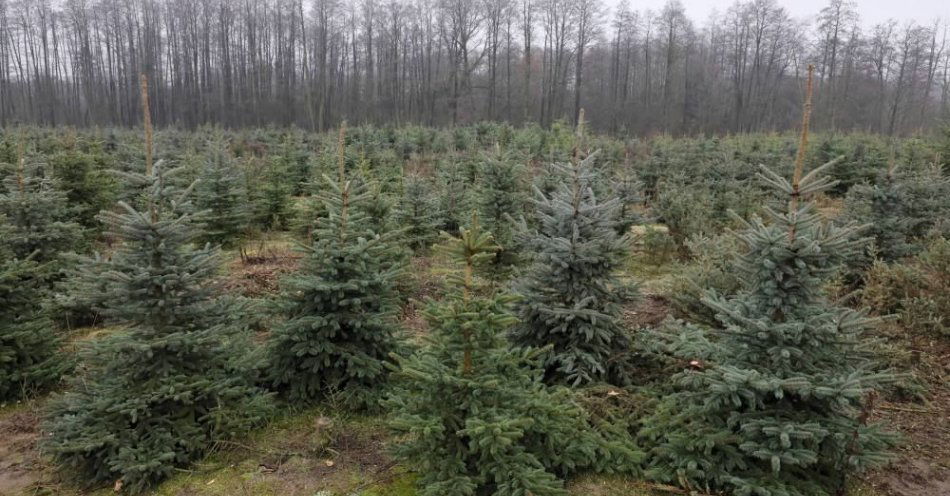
[{"x1": 609, "y1": 0, "x2": 950, "y2": 26}]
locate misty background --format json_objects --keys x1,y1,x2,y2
[{"x1": 1, "y1": 0, "x2": 948, "y2": 135}]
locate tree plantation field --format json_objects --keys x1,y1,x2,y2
[{"x1": 1, "y1": 122, "x2": 949, "y2": 496}]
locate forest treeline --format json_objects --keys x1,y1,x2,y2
[{"x1": 1, "y1": 0, "x2": 949, "y2": 134}]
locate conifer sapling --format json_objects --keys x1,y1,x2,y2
[
  {"x1": 44, "y1": 83, "x2": 271, "y2": 492},
  {"x1": 0, "y1": 218, "x2": 66, "y2": 400},
  {"x1": 265, "y1": 167, "x2": 403, "y2": 406},
  {"x1": 42, "y1": 160, "x2": 273, "y2": 492},
  {"x1": 195, "y1": 133, "x2": 248, "y2": 247},
  {"x1": 511, "y1": 151, "x2": 637, "y2": 386},
  {"x1": 641, "y1": 66, "x2": 897, "y2": 496},
  {"x1": 384, "y1": 215, "x2": 641, "y2": 496}
]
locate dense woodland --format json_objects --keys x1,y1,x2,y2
[{"x1": 2, "y1": 0, "x2": 950, "y2": 134}]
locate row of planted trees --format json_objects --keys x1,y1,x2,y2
[
  {"x1": 3, "y1": 98, "x2": 949, "y2": 495},
  {"x1": 3, "y1": 158, "x2": 901, "y2": 496}
]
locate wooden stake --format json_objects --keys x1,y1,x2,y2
[
  {"x1": 572, "y1": 108, "x2": 586, "y2": 163},
  {"x1": 461, "y1": 212, "x2": 477, "y2": 376},
  {"x1": 790, "y1": 64, "x2": 814, "y2": 212},
  {"x1": 339, "y1": 181, "x2": 350, "y2": 242},
  {"x1": 140, "y1": 73, "x2": 153, "y2": 177},
  {"x1": 788, "y1": 64, "x2": 814, "y2": 243},
  {"x1": 337, "y1": 120, "x2": 347, "y2": 184},
  {"x1": 336, "y1": 120, "x2": 349, "y2": 242},
  {"x1": 887, "y1": 140, "x2": 897, "y2": 181},
  {"x1": 16, "y1": 130, "x2": 25, "y2": 193}
]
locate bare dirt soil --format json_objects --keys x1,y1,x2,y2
[
  {"x1": 0, "y1": 404, "x2": 43, "y2": 495},
  {"x1": 623, "y1": 294, "x2": 671, "y2": 329},
  {"x1": 399, "y1": 256, "x2": 441, "y2": 340},
  {"x1": 220, "y1": 248, "x2": 301, "y2": 298},
  {"x1": 861, "y1": 337, "x2": 950, "y2": 496}
]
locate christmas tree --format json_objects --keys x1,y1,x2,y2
[
  {"x1": 397, "y1": 173, "x2": 441, "y2": 251},
  {"x1": 435, "y1": 158, "x2": 476, "y2": 233},
  {"x1": 641, "y1": 67, "x2": 896, "y2": 496},
  {"x1": 44, "y1": 87, "x2": 271, "y2": 491},
  {"x1": 360, "y1": 176, "x2": 411, "y2": 272},
  {"x1": 194, "y1": 133, "x2": 248, "y2": 247},
  {"x1": 43, "y1": 159, "x2": 273, "y2": 492},
  {"x1": 0, "y1": 218, "x2": 66, "y2": 401},
  {"x1": 850, "y1": 168, "x2": 915, "y2": 260},
  {"x1": 362, "y1": 179, "x2": 397, "y2": 235},
  {"x1": 477, "y1": 154, "x2": 526, "y2": 271},
  {"x1": 383, "y1": 216, "x2": 641, "y2": 496},
  {"x1": 842, "y1": 154, "x2": 950, "y2": 272},
  {"x1": 0, "y1": 153, "x2": 82, "y2": 267},
  {"x1": 611, "y1": 169, "x2": 645, "y2": 235},
  {"x1": 49, "y1": 147, "x2": 117, "y2": 231},
  {"x1": 510, "y1": 152, "x2": 636, "y2": 386},
  {"x1": 248, "y1": 151, "x2": 292, "y2": 230},
  {"x1": 278, "y1": 128, "x2": 311, "y2": 195},
  {"x1": 265, "y1": 170, "x2": 403, "y2": 407}
]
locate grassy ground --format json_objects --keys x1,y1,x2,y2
[{"x1": 0, "y1": 396, "x2": 670, "y2": 496}]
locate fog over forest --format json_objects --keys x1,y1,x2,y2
[{"x1": 2, "y1": 0, "x2": 949, "y2": 134}]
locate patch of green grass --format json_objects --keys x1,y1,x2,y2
[
  {"x1": 359, "y1": 470, "x2": 417, "y2": 496},
  {"x1": 624, "y1": 224, "x2": 685, "y2": 295},
  {"x1": 108, "y1": 406, "x2": 395, "y2": 496},
  {"x1": 227, "y1": 230, "x2": 301, "y2": 261},
  {"x1": 0, "y1": 397, "x2": 33, "y2": 416},
  {"x1": 625, "y1": 252, "x2": 684, "y2": 295},
  {"x1": 845, "y1": 480, "x2": 887, "y2": 496},
  {"x1": 65, "y1": 324, "x2": 124, "y2": 345}
]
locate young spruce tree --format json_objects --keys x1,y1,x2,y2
[
  {"x1": 0, "y1": 154, "x2": 82, "y2": 268},
  {"x1": 841, "y1": 153, "x2": 950, "y2": 273},
  {"x1": 43, "y1": 160, "x2": 273, "y2": 492},
  {"x1": 0, "y1": 153, "x2": 80, "y2": 386},
  {"x1": 384, "y1": 216, "x2": 641, "y2": 496},
  {"x1": 43, "y1": 86, "x2": 271, "y2": 492},
  {"x1": 265, "y1": 165, "x2": 403, "y2": 406},
  {"x1": 611, "y1": 169, "x2": 645, "y2": 235},
  {"x1": 511, "y1": 151, "x2": 636, "y2": 386},
  {"x1": 478, "y1": 154, "x2": 526, "y2": 271},
  {"x1": 398, "y1": 173, "x2": 441, "y2": 251},
  {"x1": 641, "y1": 67, "x2": 896, "y2": 496},
  {"x1": 0, "y1": 218, "x2": 66, "y2": 401},
  {"x1": 194, "y1": 133, "x2": 248, "y2": 247}
]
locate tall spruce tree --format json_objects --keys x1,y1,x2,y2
[
  {"x1": 511, "y1": 152, "x2": 636, "y2": 386},
  {"x1": 641, "y1": 69, "x2": 896, "y2": 496},
  {"x1": 194, "y1": 134, "x2": 248, "y2": 247},
  {"x1": 43, "y1": 160, "x2": 272, "y2": 492},
  {"x1": 383, "y1": 216, "x2": 641, "y2": 496},
  {"x1": 0, "y1": 218, "x2": 66, "y2": 400},
  {"x1": 265, "y1": 173, "x2": 403, "y2": 406}
]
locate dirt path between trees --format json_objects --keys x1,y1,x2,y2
[{"x1": 0, "y1": 406, "x2": 42, "y2": 495}]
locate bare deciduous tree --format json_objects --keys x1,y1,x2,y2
[{"x1": 0, "y1": 0, "x2": 945, "y2": 135}]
